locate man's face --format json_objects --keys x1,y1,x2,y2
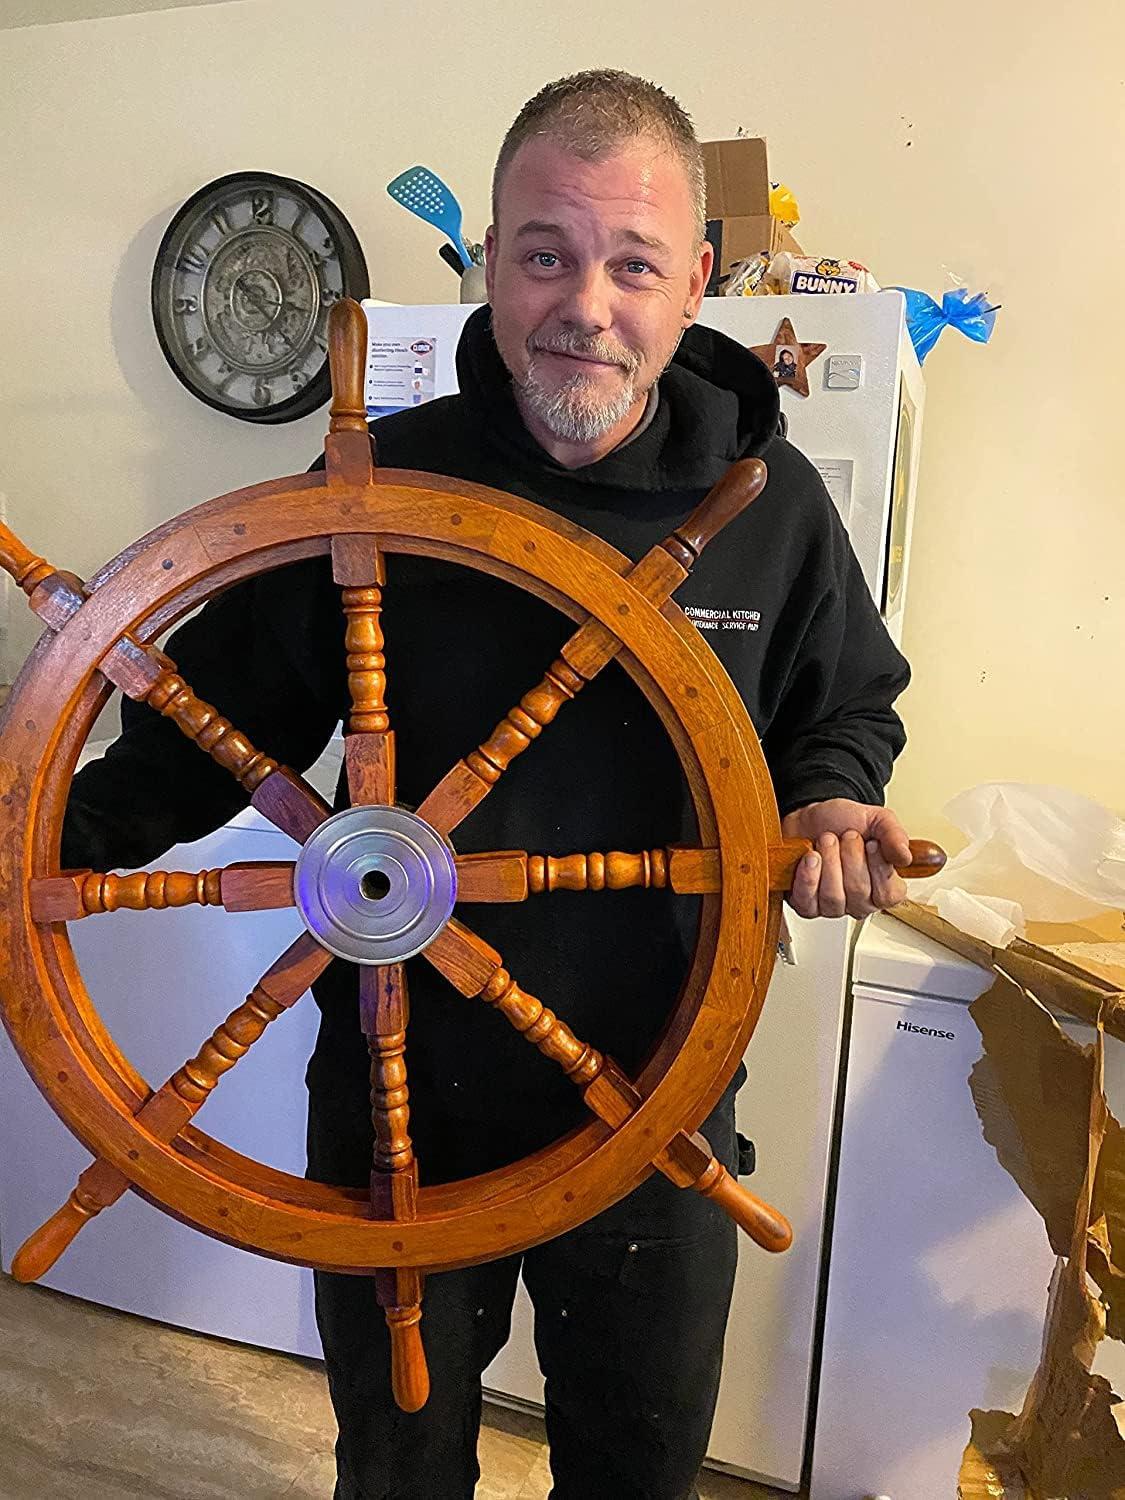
[{"x1": 485, "y1": 136, "x2": 712, "y2": 449}]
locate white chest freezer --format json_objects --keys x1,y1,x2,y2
[
  {"x1": 0, "y1": 739, "x2": 344, "y2": 1358},
  {"x1": 811, "y1": 914, "x2": 1125, "y2": 1499}
]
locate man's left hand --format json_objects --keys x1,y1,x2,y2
[{"x1": 781, "y1": 798, "x2": 912, "y2": 919}]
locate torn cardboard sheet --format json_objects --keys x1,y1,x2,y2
[
  {"x1": 967, "y1": 976, "x2": 1096, "y2": 1258},
  {"x1": 958, "y1": 1001, "x2": 1125, "y2": 1497},
  {"x1": 902, "y1": 897, "x2": 1125, "y2": 1496}
]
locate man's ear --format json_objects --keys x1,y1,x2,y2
[
  {"x1": 484, "y1": 225, "x2": 497, "y2": 303},
  {"x1": 686, "y1": 239, "x2": 714, "y2": 320}
]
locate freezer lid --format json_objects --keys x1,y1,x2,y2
[{"x1": 852, "y1": 912, "x2": 993, "y2": 1002}]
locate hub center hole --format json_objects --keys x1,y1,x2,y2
[{"x1": 360, "y1": 869, "x2": 392, "y2": 902}]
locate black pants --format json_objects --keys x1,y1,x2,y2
[{"x1": 308, "y1": 1083, "x2": 740, "y2": 1500}]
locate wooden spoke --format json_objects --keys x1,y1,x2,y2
[
  {"x1": 360, "y1": 965, "x2": 417, "y2": 1217},
  {"x1": 249, "y1": 768, "x2": 331, "y2": 845},
  {"x1": 452, "y1": 837, "x2": 948, "y2": 903},
  {"x1": 96, "y1": 636, "x2": 329, "y2": 844},
  {"x1": 451, "y1": 846, "x2": 711, "y2": 901},
  {"x1": 99, "y1": 639, "x2": 278, "y2": 788},
  {"x1": 0, "y1": 522, "x2": 331, "y2": 845},
  {"x1": 452, "y1": 851, "x2": 530, "y2": 903},
  {"x1": 415, "y1": 655, "x2": 585, "y2": 836},
  {"x1": 423, "y1": 920, "x2": 605, "y2": 1084},
  {"x1": 333, "y1": 536, "x2": 389, "y2": 734},
  {"x1": 359, "y1": 963, "x2": 429, "y2": 1413},
  {"x1": 332, "y1": 534, "x2": 395, "y2": 807},
  {"x1": 422, "y1": 918, "x2": 792, "y2": 1253},
  {"x1": 28, "y1": 862, "x2": 297, "y2": 922},
  {"x1": 10, "y1": 933, "x2": 330, "y2": 1283},
  {"x1": 217, "y1": 861, "x2": 297, "y2": 912},
  {"x1": 344, "y1": 730, "x2": 395, "y2": 807},
  {"x1": 31, "y1": 868, "x2": 222, "y2": 921},
  {"x1": 529, "y1": 849, "x2": 671, "y2": 893},
  {"x1": 416, "y1": 459, "x2": 769, "y2": 838}
]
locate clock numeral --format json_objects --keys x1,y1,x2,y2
[
  {"x1": 290, "y1": 368, "x2": 308, "y2": 389},
  {"x1": 173, "y1": 295, "x2": 198, "y2": 315},
  {"x1": 321, "y1": 286, "x2": 341, "y2": 304},
  {"x1": 252, "y1": 379, "x2": 272, "y2": 407},
  {"x1": 189, "y1": 336, "x2": 211, "y2": 359},
  {"x1": 177, "y1": 246, "x2": 207, "y2": 274},
  {"x1": 309, "y1": 245, "x2": 338, "y2": 269},
  {"x1": 250, "y1": 190, "x2": 274, "y2": 225},
  {"x1": 209, "y1": 205, "x2": 233, "y2": 237}
]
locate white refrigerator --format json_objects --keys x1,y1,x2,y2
[
  {"x1": 0, "y1": 294, "x2": 924, "y2": 1493},
  {"x1": 362, "y1": 293, "x2": 925, "y2": 1487}
]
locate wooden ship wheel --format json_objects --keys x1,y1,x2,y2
[{"x1": 0, "y1": 300, "x2": 943, "y2": 1412}]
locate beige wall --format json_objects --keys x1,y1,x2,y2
[{"x1": 2, "y1": 0, "x2": 1122, "y2": 840}]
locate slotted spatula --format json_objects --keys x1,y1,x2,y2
[{"x1": 387, "y1": 166, "x2": 473, "y2": 268}]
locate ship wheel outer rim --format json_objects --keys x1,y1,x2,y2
[{"x1": 0, "y1": 470, "x2": 780, "y2": 1273}]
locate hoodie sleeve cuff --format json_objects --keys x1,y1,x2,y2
[{"x1": 774, "y1": 770, "x2": 882, "y2": 822}]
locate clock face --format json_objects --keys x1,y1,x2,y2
[{"x1": 151, "y1": 172, "x2": 369, "y2": 423}]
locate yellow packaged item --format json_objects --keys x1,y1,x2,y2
[{"x1": 768, "y1": 182, "x2": 800, "y2": 228}]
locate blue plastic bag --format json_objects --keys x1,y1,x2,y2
[{"x1": 892, "y1": 286, "x2": 999, "y2": 364}]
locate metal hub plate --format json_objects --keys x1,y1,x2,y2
[{"x1": 293, "y1": 805, "x2": 457, "y2": 965}]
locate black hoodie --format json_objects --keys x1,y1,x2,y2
[{"x1": 62, "y1": 307, "x2": 909, "y2": 1171}]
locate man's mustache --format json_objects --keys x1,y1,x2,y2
[{"x1": 528, "y1": 332, "x2": 640, "y2": 374}]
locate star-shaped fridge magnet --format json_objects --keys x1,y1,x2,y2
[{"x1": 750, "y1": 317, "x2": 827, "y2": 398}]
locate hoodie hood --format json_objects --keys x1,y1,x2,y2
[{"x1": 455, "y1": 304, "x2": 781, "y2": 494}]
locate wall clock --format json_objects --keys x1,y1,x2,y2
[{"x1": 151, "y1": 171, "x2": 369, "y2": 424}]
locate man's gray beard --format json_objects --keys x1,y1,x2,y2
[{"x1": 520, "y1": 364, "x2": 642, "y2": 445}]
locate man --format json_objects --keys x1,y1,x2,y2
[{"x1": 64, "y1": 70, "x2": 913, "y2": 1500}]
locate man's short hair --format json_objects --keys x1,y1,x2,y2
[{"x1": 492, "y1": 69, "x2": 707, "y2": 245}]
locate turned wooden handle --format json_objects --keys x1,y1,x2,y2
[
  {"x1": 672, "y1": 458, "x2": 768, "y2": 560},
  {"x1": 385, "y1": 1305, "x2": 430, "y2": 1412},
  {"x1": 769, "y1": 836, "x2": 947, "y2": 892},
  {"x1": 697, "y1": 1162, "x2": 793, "y2": 1254},
  {"x1": 0, "y1": 522, "x2": 53, "y2": 594},
  {"x1": 11, "y1": 1192, "x2": 102, "y2": 1282},
  {"x1": 328, "y1": 298, "x2": 369, "y2": 433},
  {"x1": 894, "y1": 838, "x2": 947, "y2": 878}
]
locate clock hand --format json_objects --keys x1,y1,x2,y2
[{"x1": 241, "y1": 283, "x2": 282, "y2": 315}]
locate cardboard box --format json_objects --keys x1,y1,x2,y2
[
  {"x1": 703, "y1": 137, "x2": 771, "y2": 219},
  {"x1": 702, "y1": 137, "x2": 802, "y2": 286}
]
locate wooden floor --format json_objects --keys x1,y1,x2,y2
[{"x1": 0, "y1": 1274, "x2": 794, "y2": 1498}]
